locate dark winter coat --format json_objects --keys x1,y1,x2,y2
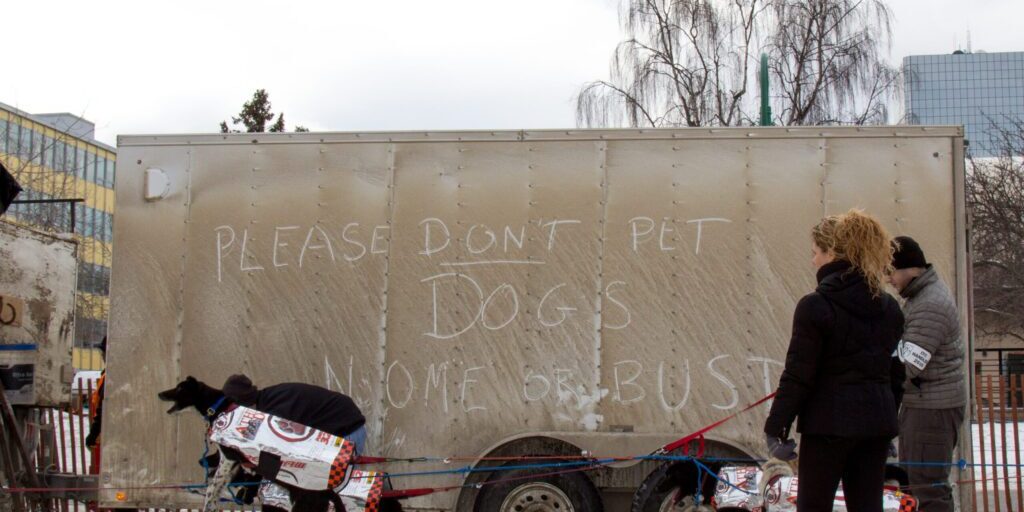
[
  {"x1": 764, "y1": 260, "x2": 906, "y2": 439},
  {"x1": 249, "y1": 383, "x2": 366, "y2": 437}
]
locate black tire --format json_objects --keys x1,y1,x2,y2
[
  {"x1": 631, "y1": 461, "x2": 718, "y2": 512},
  {"x1": 473, "y1": 461, "x2": 603, "y2": 512}
]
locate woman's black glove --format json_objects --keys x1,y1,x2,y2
[{"x1": 765, "y1": 434, "x2": 798, "y2": 461}]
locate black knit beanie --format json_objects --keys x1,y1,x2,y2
[{"x1": 892, "y1": 236, "x2": 928, "y2": 270}]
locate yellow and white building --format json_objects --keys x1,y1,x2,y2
[{"x1": 0, "y1": 102, "x2": 114, "y2": 370}]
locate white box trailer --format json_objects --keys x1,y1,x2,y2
[
  {"x1": 0, "y1": 220, "x2": 77, "y2": 407},
  {"x1": 104, "y1": 127, "x2": 971, "y2": 510}
]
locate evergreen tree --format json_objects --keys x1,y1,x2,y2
[{"x1": 221, "y1": 89, "x2": 307, "y2": 133}]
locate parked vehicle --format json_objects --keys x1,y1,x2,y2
[{"x1": 103, "y1": 127, "x2": 971, "y2": 510}]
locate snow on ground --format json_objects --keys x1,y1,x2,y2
[
  {"x1": 49, "y1": 409, "x2": 92, "y2": 472},
  {"x1": 972, "y1": 420, "x2": 1023, "y2": 494}
]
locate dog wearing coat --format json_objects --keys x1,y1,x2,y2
[{"x1": 158, "y1": 376, "x2": 401, "y2": 512}]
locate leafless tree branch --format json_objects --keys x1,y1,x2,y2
[
  {"x1": 968, "y1": 116, "x2": 1024, "y2": 339},
  {"x1": 578, "y1": 0, "x2": 897, "y2": 128}
]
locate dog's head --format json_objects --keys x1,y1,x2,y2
[{"x1": 157, "y1": 376, "x2": 205, "y2": 414}]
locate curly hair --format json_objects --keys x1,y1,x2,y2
[{"x1": 811, "y1": 209, "x2": 894, "y2": 296}]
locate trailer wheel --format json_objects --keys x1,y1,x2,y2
[
  {"x1": 631, "y1": 461, "x2": 717, "y2": 512},
  {"x1": 473, "y1": 461, "x2": 603, "y2": 512}
]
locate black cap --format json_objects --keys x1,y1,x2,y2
[
  {"x1": 892, "y1": 236, "x2": 927, "y2": 270},
  {"x1": 222, "y1": 374, "x2": 258, "y2": 405}
]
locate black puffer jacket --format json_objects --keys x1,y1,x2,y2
[{"x1": 764, "y1": 260, "x2": 905, "y2": 439}]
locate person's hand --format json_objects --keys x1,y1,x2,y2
[
  {"x1": 85, "y1": 431, "x2": 98, "y2": 449},
  {"x1": 765, "y1": 434, "x2": 798, "y2": 461}
]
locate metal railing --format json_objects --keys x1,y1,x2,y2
[
  {"x1": 974, "y1": 374, "x2": 1023, "y2": 512},
  {"x1": 21, "y1": 380, "x2": 208, "y2": 511}
]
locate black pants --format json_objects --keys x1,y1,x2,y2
[
  {"x1": 797, "y1": 435, "x2": 890, "y2": 512},
  {"x1": 899, "y1": 406, "x2": 965, "y2": 512}
]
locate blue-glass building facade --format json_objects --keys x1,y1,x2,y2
[{"x1": 903, "y1": 51, "x2": 1024, "y2": 157}]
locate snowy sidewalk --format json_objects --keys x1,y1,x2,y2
[{"x1": 972, "y1": 420, "x2": 1023, "y2": 511}]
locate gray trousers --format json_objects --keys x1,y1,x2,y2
[{"x1": 898, "y1": 406, "x2": 965, "y2": 512}]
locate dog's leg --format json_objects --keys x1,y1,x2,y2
[
  {"x1": 258, "y1": 481, "x2": 295, "y2": 511},
  {"x1": 202, "y1": 453, "x2": 238, "y2": 512}
]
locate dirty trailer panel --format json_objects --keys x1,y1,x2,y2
[
  {"x1": 103, "y1": 127, "x2": 967, "y2": 509},
  {"x1": 0, "y1": 221, "x2": 77, "y2": 407}
]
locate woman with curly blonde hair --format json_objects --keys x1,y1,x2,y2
[{"x1": 764, "y1": 209, "x2": 906, "y2": 511}]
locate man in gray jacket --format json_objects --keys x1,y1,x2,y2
[{"x1": 888, "y1": 236, "x2": 966, "y2": 512}]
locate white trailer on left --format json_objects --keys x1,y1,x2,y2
[
  {"x1": 0, "y1": 219, "x2": 82, "y2": 508},
  {"x1": 0, "y1": 220, "x2": 78, "y2": 406}
]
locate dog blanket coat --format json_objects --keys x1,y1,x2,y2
[
  {"x1": 260, "y1": 471, "x2": 385, "y2": 512},
  {"x1": 239, "y1": 382, "x2": 366, "y2": 437},
  {"x1": 209, "y1": 405, "x2": 356, "y2": 491},
  {"x1": 715, "y1": 466, "x2": 918, "y2": 511}
]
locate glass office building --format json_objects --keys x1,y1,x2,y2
[
  {"x1": 0, "y1": 102, "x2": 114, "y2": 370},
  {"x1": 903, "y1": 51, "x2": 1024, "y2": 157}
]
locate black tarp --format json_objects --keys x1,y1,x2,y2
[{"x1": 0, "y1": 161, "x2": 22, "y2": 215}]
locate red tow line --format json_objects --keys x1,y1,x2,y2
[
  {"x1": 660, "y1": 391, "x2": 777, "y2": 456},
  {"x1": 382, "y1": 391, "x2": 779, "y2": 499}
]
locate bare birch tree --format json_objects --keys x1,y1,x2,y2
[
  {"x1": 578, "y1": 0, "x2": 763, "y2": 127},
  {"x1": 968, "y1": 117, "x2": 1024, "y2": 342},
  {"x1": 577, "y1": 0, "x2": 898, "y2": 128},
  {"x1": 766, "y1": 0, "x2": 897, "y2": 125}
]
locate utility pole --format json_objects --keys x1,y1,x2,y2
[{"x1": 759, "y1": 53, "x2": 773, "y2": 126}]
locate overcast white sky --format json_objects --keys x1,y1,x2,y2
[{"x1": 2, "y1": 0, "x2": 1021, "y2": 146}]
